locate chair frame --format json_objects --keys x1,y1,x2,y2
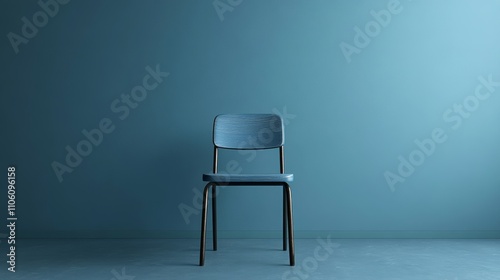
[{"x1": 199, "y1": 118, "x2": 295, "y2": 266}]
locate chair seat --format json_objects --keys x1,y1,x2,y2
[{"x1": 203, "y1": 173, "x2": 293, "y2": 183}]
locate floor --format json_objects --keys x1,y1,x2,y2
[{"x1": 1, "y1": 239, "x2": 500, "y2": 280}]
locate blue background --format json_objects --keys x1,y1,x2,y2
[{"x1": 1, "y1": 0, "x2": 500, "y2": 238}]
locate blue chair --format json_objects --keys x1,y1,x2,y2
[{"x1": 199, "y1": 114, "x2": 295, "y2": 266}]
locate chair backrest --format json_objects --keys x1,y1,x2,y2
[{"x1": 213, "y1": 114, "x2": 284, "y2": 150}]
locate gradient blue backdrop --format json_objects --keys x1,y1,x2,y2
[{"x1": 1, "y1": 0, "x2": 500, "y2": 238}]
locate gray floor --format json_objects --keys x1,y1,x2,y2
[{"x1": 1, "y1": 239, "x2": 500, "y2": 280}]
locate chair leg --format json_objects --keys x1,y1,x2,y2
[
  {"x1": 285, "y1": 184, "x2": 295, "y2": 266},
  {"x1": 212, "y1": 184, "x2": 217, "y2": 251},
  {"x1": 283, "y1": 186, "x2": 287, "y2": 251},
  {"x1": 199, "y1": 183, "x2": 212, "y2": 266}
]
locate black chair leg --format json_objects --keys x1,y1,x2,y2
[
  {"x1": 212, "y1": 184, "x2": 217, "y2": 251},
  {"x1": 285, "y1": 184, "x2": 295, "y2": 266},
  {"x1": 283, "y1": 186, "x2": 287, "y2": 251},
  {"x1": 199, "y1": 183, "x2": 212, "y2": 266}
]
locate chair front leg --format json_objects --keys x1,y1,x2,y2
[
  {"x1": 283, "y1": 185, "x2": 287, "y2": 251},
  {"x1": 284, "y1": 183, "x2": 295, "y2": 266},
  {"x1": 199, "y1": 183, "x2": 212, "y2": 266},
  {"x1": 212, "y1": 184, "x2": 217, "y2": 251}
]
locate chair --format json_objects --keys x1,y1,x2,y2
[{"x1": 199, "y1": 114, "x2": 295, "y2": 266}]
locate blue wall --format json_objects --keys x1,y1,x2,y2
[{"x1": 2, "y1": 0, "x2": 500, "y2": 238}]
